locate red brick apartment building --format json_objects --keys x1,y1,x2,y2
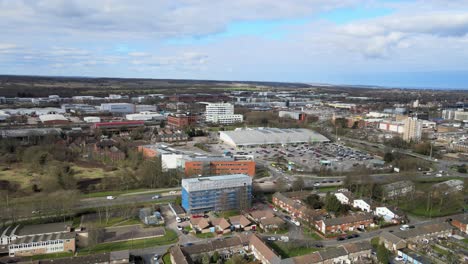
[
  {"x1": 167, "y1": 114, "x2": 198, "y2": 129},
  {"x1": 272, "y1": 192, "x2": 326, "y2": 224},
  {"x1": 316, "y1": 213, "x2": 374, "y2": 235},
  {"x1": 185, "y1": 160, "x2": 256, "y2": 177}
]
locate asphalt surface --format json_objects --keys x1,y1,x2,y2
[{"x1": 77, "y1": 192, "x2": 180, "y2": 210}]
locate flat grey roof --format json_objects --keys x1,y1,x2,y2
[
  {"x1": 182, "y1": 174, "x2": 251, "y2": 184},
  {"x1": 220, "y1": 128, "x2": 329, "y2": 146},
  {"x1": 16, "y1": 222, "x2": 72, "y2": 236}
]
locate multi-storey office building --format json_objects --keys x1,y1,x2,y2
[
  {"x1": 184, "y1": 156, "x2": 255, "y2": 177},
  {"x1": 181, "y1": 174, "x2": 252, "y2": 214},
  {"x1": 205, "y1": 103, "x2": 243, "y2": 124}
]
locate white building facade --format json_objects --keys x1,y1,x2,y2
[
  {"x1": 205, "y1": 103, "x2": 243, "y2": 124},
  {"x1": 353, "y1": 199, "x2": 372, "y2": 213}
]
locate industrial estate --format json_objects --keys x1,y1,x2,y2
[{"x1": 0, "y1": 77, "x2": 466, "y2": 264}]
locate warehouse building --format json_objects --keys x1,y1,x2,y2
[
  {"x1": 219, "y1": 127, "x2": 329, "y2": 147},
  {"x1": 38, "y1": 114, "x2": 69, "y2": 125},
  {"x1": 100, "y1": 103, "x2": 135, "y2": 114},
  {"x1": 181, "y1": 174, "x2": 252, "y2": 214},
  {"x1": 125, "y1": 111, "x2": 166, "y2": 121}
]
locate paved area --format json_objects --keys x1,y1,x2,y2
[{"x1": 103, "y1": 225, "x2": 165, "y2": 243}]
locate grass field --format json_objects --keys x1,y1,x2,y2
[
  {"x1": 31, "y1": 252, "x2": 74, "y2": 260},
  {"x1": 303, "y1": 227, "x2": 323, "y2": 240},
  {"x1": 316, "y1": 186, "x2": 339, "y2": 192},
  {"x1": 195, "y1": 232, "x2": 215, "y2": 239},
  {"x1": 162, "y1": 253, "x2": 172, "y2": 264},
  {"x1": 0, "y1": 165, "x2": 36, "y2": 190},
  {"x1": 72, "y1": 165, "x2": 109, "y2": 179},
  {"x1": 269, "y1": 241, "x2": 318, "y2": 258},
  {"x1": 78, "y1": 229, "x2": 178, "y2": 255}
]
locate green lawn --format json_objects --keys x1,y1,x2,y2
[
  {"x1": 31, "y1": 252, "x2": 74, "y2": 260},
  {"x1": 162, "y1": 253, "x2": 172, "y2": 264},
  {"x1": 303, "y1": 227, "x2": 323, "y2": 240},
  {"x1": 462, "y1": 238, "x2": 468, "y2": 244},
  {"x1": 195, "y1": 232, "x2": 215, "y2": 239},
  {"x1": 78, "y1": 229, "x2": 178, "y2": 255},
  {"x1": 216, "y1": 210, "x2": 240, "y2": 218},
  {"x1": 397, "y1": 201, "x2": 463, "y2": 217},
  {"x1": 316, "y1": 186, "x2": 338, "y2": 192},
  {"x1": 269, "y1": 241, "x2": 318, "y2": 258},
  {"x1": 264, "y1": 228, "x2": 289, "y2": 235}
]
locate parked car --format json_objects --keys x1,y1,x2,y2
[
  {"x1": 400, "y1": 224, "x2": 410, "y2": 231},
  {"x1": 394, "y1": 256, "x2": 404, "y2": 261},
  {"x1": 176, "y1": 217, "x2": 182, "y2": 223},
  {"x1": 267, "y1": 237, "x2": 276, "y2": 241},
  {"x1": 151, "y1": 195, "x2": 161, "y2": 199},
  {"x1": 169, "y1": 191, "x2": 177, "y2": 194},
  {"x1": 106, "y1": 196, "x2": 116, "y2": 200},
  {"x1": 177, "y1": 226, "x2": 183, "y2": 231}
]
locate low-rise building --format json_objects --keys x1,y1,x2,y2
[
  {"x1": 380, "y1": 231, "x2": 407, "y2": 252},
  {"x1": 184, "y1": 156, "x2": 255, "y2": 177},
  {"x1": 432, "y1": 179, "x2": 464, "y2": 194},
  {"x1": 272, "y1": 192, "x2": 326, "y2": 225},
  {"x1": 316, "y1": 213, "x2": 374, "y2": 235},
  {"x1": 190, "y1": 218, "x2": 210, "y2": 233},
  {"x1": 393, "y1": 222, "x2": 453, "y2": 242},
  {"x1": 229, "y1": 215, "x2": 254, "y2": 231},
  {"x1": 374, "y1": 206, "x2": 404, "y2": 223},
  {"x1": 210, "y1": 218, "x2": 231, "y2": 234},
  {"x1": 334, "y1": 191, "x2": 354, "y2": 205},
  {"x1": 167, "y1": 113, "x2": 198, "y2": 129},
  {"x1": 353, "y1": 198, "x2": 374, "y2": 213},
  {"x1": 381, "y1": 180, "x2": 415, "y2": 200},
  {"x1": 8, "y1": 232, "x2": 75, "y2": 257},
  {"x1": 450, "y1": 214, "x2": 468, "y2": 234}
]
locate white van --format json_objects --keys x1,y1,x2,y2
[{"x1": 106, "y1": 196, "x2": 116, "y2": 200}]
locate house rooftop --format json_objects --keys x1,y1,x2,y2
[{"x1": 323, "y1": 213, "x2": 374, "y2": 226}]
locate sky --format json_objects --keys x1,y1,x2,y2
[{"x1": 1, "y1": 0, "x2": 468, "y2": 89}]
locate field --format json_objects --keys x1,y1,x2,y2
[
  {"x1": 0, "y1": 163, "x2": 124, "y2": 193},
  {"x1": 269, "y1": 241, "x2": 318, "y2": 258}
]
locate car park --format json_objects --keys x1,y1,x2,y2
[{"x1": 400, "y1": 224, "x2": 410, "y2": 231}]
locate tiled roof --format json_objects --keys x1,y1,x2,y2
[{"x1": 323, "y1": 213, "x2": 374, "y2": 226}]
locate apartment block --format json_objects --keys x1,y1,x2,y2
[
  {"x1": 181, "y1": 174, "x2": 252, "y2": 214},
  {"x1": 167, "y1": 113, "x2": 198, "y2": 129}
]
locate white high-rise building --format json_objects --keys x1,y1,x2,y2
[
  {"x1": 403, "y1": 117, "x2": 423, "y2": 142},
  {"x1": 205, "y1": 103, "x2": 243, "y2": 124}
]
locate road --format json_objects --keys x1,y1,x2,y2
[
  {"x1": 341, "y1": 137, "x2": 467, "y2": 178},
  {"x1": 77, "y1": 191, "x2": 181, "y2": 210},
  {"x1": 262, "y1": 214, "x2": 450, "y2": 247}
]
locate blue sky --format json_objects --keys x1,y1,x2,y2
[{"x1": 0, "y1": 0, "x2": 468, "y2": 89}]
